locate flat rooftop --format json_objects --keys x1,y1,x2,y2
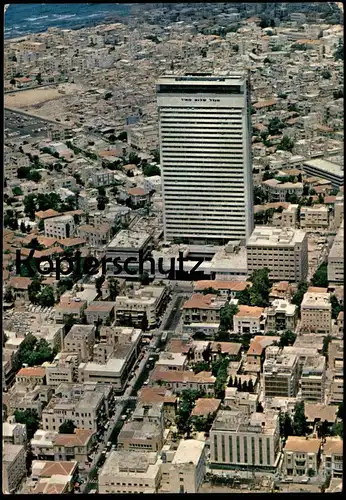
[
  {"x1": 157, "y1": 73, "x2": 246, "y2": 86},
  {"x1": 301, "y1": 292, "x2": 331, "y2": 309},
  {"x1": 108, "y1": 229, "x2": 151, "y2": 250},
  {"x1": 247, "y1": 227, "x2": 306, "y2": 247},
  {"x1": 303, "y1": 158, "x2": 343, "y2": 178},
  {"x1": 100, "y1": 451, "x2": 161, "y2": 478},
  {"x1": 172, "y1": 439, "x2": 205, "y2": 465}
]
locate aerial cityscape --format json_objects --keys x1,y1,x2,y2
[{"x1": 3, "y1": 2, "x2": 344, "y2": 495}]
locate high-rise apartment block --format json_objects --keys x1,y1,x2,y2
[
  {"x1": 246, "y1": 227, "x2": 308, "y2": 282},
  {"x1": 157, "y1": 73, "x2": 253, "y2": 245}
]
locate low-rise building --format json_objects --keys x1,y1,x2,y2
[
  {"x1": 44, "y1": 352, "x2": 79, "y2": 387},
  {"x1": 182, "y1": 294, "x2": 226, "y2": 326},
  {"x1": 98, "y1": 451, "x2": 162, "y2": 494},
  {"x1": 15, "y1": 366, "x2": 46, "y2": 387},
  {"x1": 2, "y1": 443, "x2": 27, "y2": 494},
  {"x1": 281, "y1": 204, "x2": 298, "y2": 228},
  {"x1": 246, "y1": 227, "x2": 308, "y2": 282},
  {"x1": 137, "y1": 387, "x2": 177, "y2": 427},
  {"x1": 63, "y1": 324, "x2": 96, "y2": 362},
  {"x1": 233, "y1": 305, "x2": 266, "y2": 334},
  {"x1": 322, "y1": 438, "x2": 343, "y2": 479},
  {"x1": 54, "y1": 298, "x2": 87, "y2": 323},
  {"x1": 161, "y1": 439, "x2": 206, "y2": 493},
  {"x1": 328, "y1": 340, "x2": 343, "y2": 405},
  {"x1": 328, "y1": 222, "x2": 344, "y2": 284},
  {"x1": 115, "y1": 285, "x2": 168, "y2": 328},
  {"x1": 223, "y1": 387, "x2": 258, "y2": 415},
  {"x1": 44, "y1": 214, "x2": 75, "y2": 239},
  {"x1": 300, "y1": 205, "x2": 329, "y2": 230},
  {"x1": 85, "y1": 301, "x2": 115, "y2": 325},
  {"x1": 300, "y1": 355, "x2": 326, "y2": 403},
  {"x1": 2, "y1": 420, "x2": 27, "y2": 446},
  {"x1": 283, "y1": 437, "x2": 321, "y2": 477},
  {"x1": 262, "y1": 179, "x2": 303, "y2": 202},
  {"x1": 53, "y1": 429, "x2": 95, "y2": 464},
  {"x1": 193, "y1": 280, "x2": 250, "y2": 298},
  {"x1": 210, "y1": 409, "x2": 281, "y2": 471},
  {"x1": 263, "y1": 353, "x2": 300, "y2": 399},
  {"x1": 300, "y1": 291, "x2": 332, "y2": 334},
  {"x1": 31, "y1": 429, "x2": 58, "y2": 461},
  {"x1": 244, "y1": 335, "x2": 280, "y2": 374},
  {"x1": 265, "y1": 299, "x2": 297, "y2": 332},
  {"x1": 156, "y1": 352, "x2": 188, "y2": 372},
  {"x1": 150, "y1": 368, "x2": 216, "y2": 396},
  {"x1": 77, "y1": 223, "x2": 111, "y2": 247}
]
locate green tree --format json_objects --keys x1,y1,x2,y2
[
  {"x1": 140, "y1": 271, "x2": 150, "y2": 285},
  {"x1": 202, "y1": 287, "x2": 219, "y2": 296},
  {"x1": 14, "y1": 409, "x2": 40, "y2": 440},
  {"x1": 278, "y1": 330, "x2": 297, "y2": 348},
  {"x1": 108, "y1": 278, "x2": 119, "y2": 300},
  {"x1": 219, "y1": 302, "x2": 239, "y2": 332},
  {"x1": 28, "y1": 169, "x2": 42, "y2": 182},
  {"x1": 4, "y1": 288, "x2": 14, "y2": 303},
  {"x1": 59, "y1": 419, "x2": 77, "y2": 434},
  {"x1": 268, "y1": 117, "x2": 285, "y2": 136},
  {"x1": 143, "y1": 164, "x2": 161, "y2": 177},
  {"x1": 95, "y1": 275, "x2": 105, "y2": 294},
  {"x1": 4, "y1": 209, "x2": 19, "y2": 230},
  {"x1": 12, "y1": 186, "x2": 23, "y2": 196},
  {"x1": 311, "y1": 262, "x2": 328, "y2": 288},
  {"x1": 334, "y1": 39, "x2": 344, "y2": 61},
  {"x1": 337, "y1": 401, "x2": 343, "y2": 419},
  {"x1": 278, "y1": 136, "x2": 294, "y2": 152},
  {"x1": 193, "y1": 361, "x2": 209, "y2": 374},
  {"x1": 38, "y1": 286, "x2": 55, "y2": 307},
  {"x1": 128, "y1": 152, "x2": 141, "y2": 165},
  {"x1": 322, "y1": 335, "x2": 332, "y2": 359},
  {"x1": 331, "y1": 295, "x2": 343, "y2": 320},
  {"x1": 117, "y1": 131, "x2": 127, "y2": 141},
  {"x1": 292, "y1": 402, "x2": 308, "y2": 436},
  {"x1": 237, "y1": 285, "x2": 251, "y2": 305},
  {"x1": 20, "y1": 221, "x2": 27, "y2": 233},
  {"x1": 249, "y1": 268, "x2": 272, "y2": 307},
  {"x1": 28, "y1": 276, "x2": 42, "y2": 304},
  {"x1": 96, "y1": 195, "x2": 109, "y2": 210},
  {"x1": 279, "y1": 411, "x2": 293, "y2": 439}
]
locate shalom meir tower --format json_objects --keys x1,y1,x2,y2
[{"x1": 157, "y1": 73, "x2": 254, "y2": 246}]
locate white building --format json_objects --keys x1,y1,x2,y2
[
  {"x1": 246, "y1": 227, "x2": 308, "y2": 282},
  {"x1": 157, "y1": 74, "x2": 253, "y2": 244},
  {"x1": 98, "y1": 451, "x2": 162, "y2": 494},
  {"x1": 328, "y1": 221, "x2": 344, "y2": 284},
  {"x1": 44, "y1": 214, "x2": 75, "y2": 239}
]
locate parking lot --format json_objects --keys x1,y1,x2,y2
[{"x1": 5, "y1": 109, "x2": 50, "y2": 138}]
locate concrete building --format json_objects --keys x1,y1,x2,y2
[
  {"x1": 246, "y1": 227, "x2": 308, "y2": 282},
  {"x1": 15, "y1": 366, "x2": 46, "y2": 387},
  {"x1": 224, "y1": 387, "x2": 258, "y2": 415},
  {"x1": 77, "y1": 223, "x2": 111, "y2": 247},
  {"x1": 53, "y1": 429, "x2": 95, "y2": 464},
  {"x1": 85, "y1": 301, "x2": 115, "y2": 325},
  {"x1": 300, "y1": 355, "x2": 326, "y2": 403},
  {"x1": 44, "y1": 352, "x2": 79, "y2": 387},
  {"x1": 263, "y1": 353, "x2": 300, "y2": 399},
  {"x1": 328, "y1": 340, "x2": 343, "y2": 405},
  {"x1": 44, "y1": 214, "x2": 75, "y2": 239},
  {"x1": 265, "y1": 299, "x2": 297, "y2": 332},
  {"x1": 128, "y1": 125, "x2": 158, "y2": 151},
  {"x1": 300, "y1": 291, "x2": 332, "y2": 334},
  {"x1": 31, "y1": 430, "x2": 58, "y2": 461},
  {"x1": 262, "y1": 179, "x2": 303, "y2": 203},
  {"x1": 156, "y1": 352, "x2": 188, "y2": 372},
  {"x1": 182, "y1": 293, "x2": 227, "y2": 327},
  {"x1": 210, "y1": 409, "x2": 281, "y2": 471},
  {"x1": 322, "y1": 438, "x2": 343, "y2": 479},
  {"x1": 281, "y1": 204, "x2": 298, "y2": 228},
  {"x1": 194, "y1": 280, "x2": 250, "y2": 298},
  {"x1": 161, "y1": 439, "x2": 206, "y2": 493},
  {"x1": 2, "y1": 443, "x2": 27, "y2": 494},
  {"x1": 157, "y1": 73, "x2": 253, "y2": 245},
  {"x1": 63, "y1": 324, "x2": 96, "y2": 362},
  {"x1": 2, "y1": 421, "x2": 27, "y2": 446},
  {"x1": 98, "y1": 451, "x2": 162, "y2": 494},
  {"x1": 300, "y1": 205, "x2": 329, "y2": 230},
  {"x1": 328, "y1": 222, "x2": 344, "y2": 284},
  {"x1": 302, "y1": 158, "x2": 344, "y2": 188},
  {"x1": 283, "y1": 437, "x2": 321, "y2": 477},
  {"x1": 150, "y1": 368, "x2": 216, "y2": 396},
  {"x1": 233, "y1": 305, "x2": 265, "y2": 334},
  {"x1": 114, "y1": 285, "x2": 168, "y2": 328}
]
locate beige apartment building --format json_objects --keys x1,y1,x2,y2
[
  {"x1": 300, "y1": 205, "x2": 329, "y2": 230},
  {"x1": 300, "y1": 291, "x2": 332, "y2": 334},
  {"x1": 63, "y1": 324, "x2": 96, "y2": 362},
  {"x1": 98, "y1": 451, "x2": 162, "y2": 494},
  {"x1": 2, "y1": 443, "x2": 27, "y2": 494},
  {"x1": 44, "y1": 353, "x2": 79, "y2": 387},
  {"x1": 328, "y1": 221, "x2": 344, "y2": 283},
  {"x1": 182, "y1": 293, "x2": 226, "y2": 325},
  {"x1": 246, "y1": 227, "x2": 308, "y2": 282},
  {"x1": 322, "y1": 438, "x2": 343, "y2": 479},
  {"x1": 53, "y1": 429, "x2": 95, "y2": 464},
  {"x1": 2, "y1": 421, "x2": 27, "y2": 446},
  {"x1": 233, "y1": 305, "x2": 265, "y2": 334},
  {"x1": 328, "y1": 340, "x2": 343, "y2": 404},
  {"x1": 262, "y1": 179, "x2": 303, "y2": 202},
  {"x1": 280, "y1": 204, "x2": 298, "y2": 228},
  {"x1": 160, "y1": 440, "x2": 206, "y2": 493},
  {"x1": 77, "y1": 223, "x2": 111, "y2": 247},
  {"x1": 16, "y1": 366, "x2": 46, "y2": 387},
  {"x1": 283, "y1": 437, "x2": 321, "y2": 477},
  {"x1": 85, "y1": 301, "x2": 115, "y2": 325},
  {"x1": 44, "y1": 214, "x2": 75, "y2": 239},
  {"x1": 263, "y1": 353, "x2": 300, "y2": 399},
  {"x1": 150, "y1": 367, "x2": 216, "y2": 396},
  {"x1": 265, "y1": 299, "x2": 297, "y2": 332},
  {"x1": 300, "y1": 355, "x2": 326, "y2": 403},
  {"x1": 210, "y1": 409, "x2": 281, "y2": 472},
  {"x1": 115, "y1": 285, "x2": 168, "y2": 328},
  {"x1": 54, "y1": 298, "x2": 87, "y2": 323}
]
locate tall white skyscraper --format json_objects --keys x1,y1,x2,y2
[{"x1": 157, "y1": 73, "x2": 254, "y2": 245}]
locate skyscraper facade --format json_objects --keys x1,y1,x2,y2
[{"x1": 157, "y1": 73, "x2": 254, "y2": 245}]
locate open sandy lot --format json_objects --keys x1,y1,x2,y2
[{"x1": 4, "y1": 83, "x2": 83, "y2": 117}]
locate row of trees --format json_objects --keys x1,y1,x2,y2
[
  {"x1": 23, "y1": 192, "x2": 75, "y2": 220},
  {"x1": 13, "y1": 334, "x2": 55, "y2": 372},
  {"x1": 28, "y1": 276, "x2": 55, "y2": 307}
]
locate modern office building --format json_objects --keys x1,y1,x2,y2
[{"x1": 157, "y1": 73, "x2": 253, "y2": 245}]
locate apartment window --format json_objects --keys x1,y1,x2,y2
[
  {"x1": 266, "y1": 438, "x2": 271, "y2": 465},
  {"x1": 214, "y1": 435, "x2": 218, "y2": 461},
  {"x1": 236, "y1": 436, "x2": 241, "y2": 463},
  {"x1": 259, "y1": 437, "x2": 263, "y2": 465},
  {"x1": 243, "y1": 436, "x2": 248, "y2": 464},
  {"x1": 221, "y1": 435, "x2": 226, "y2": 462},
  {"x1": 229, "y1": 436, "x2": 233, "y2": 463},
  {"x1": 251, "y1": 437, "x2": 255, "y2": 466}
]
